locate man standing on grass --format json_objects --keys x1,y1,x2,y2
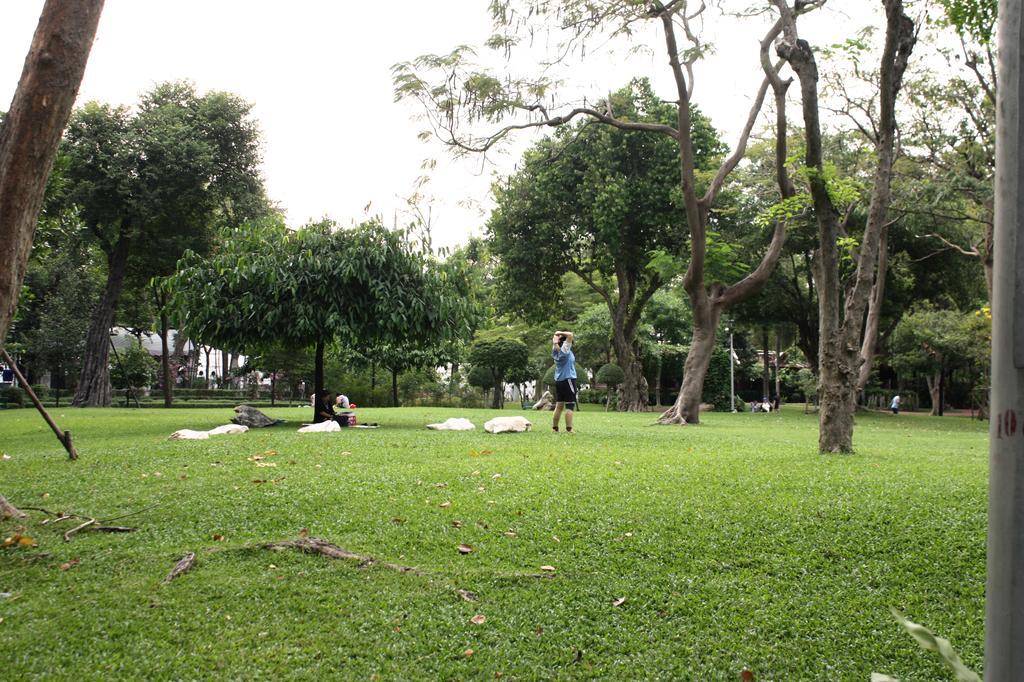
[{"x1": 552, "y1": 331, "x2": 577, "y2": 433}]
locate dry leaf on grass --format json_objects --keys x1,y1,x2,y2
[
  {"x1": 59, "y1": 559, "x2": 80, "y2": 571},
  {"x1": 1, "y1": 535, "x2": 35, "y2": 549},
  {"x1": 539, "y1": 565, "x2": 556, "y2": 572},
  {"x1": 457, "y1": 544, "x2": 474, "y2": 554},
  {"x1": 457, "y1": 589, "x2": 478, "y2": 602},
  {"x1": 741, "y1": 671, "x2": 755, "y2": 682},
  {"x1": 298, "y1": 528, "x2": 310, "y2": 538},
  {"x1": 451, "y1": 520, "x2": 463, "y2": 528},
  {"x1": 212, "y1": 534, "x2": 225, "y2": 542},
  {"x1": 464, "y1": 649, "x2": 474, "y2": 657},
  {"x1": 440, "y1": 501, "x2": 451, "y2": 508},
  {"x1": 470, "y1": 614, "x2": 487, "y2": 625},
  {"x1": 612, "y1": 597, "x2": 626, "y2": 607}
]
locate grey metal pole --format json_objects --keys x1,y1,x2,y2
[
  {"x1": 986, "y1": 2, "x2": 1024, "y2": 678},
  {"x1": 729, "y1": 328, "x2": 736, "y2": 413}
]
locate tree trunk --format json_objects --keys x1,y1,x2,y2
[
  {"x1": 0, "y1": 0, "x2": 105, "y2": 346},
  {"x1": 775, "y1": 0, "x2": 914, "y2": 453},
  {"x1": 774, "y1": 337, "x2": 783, "y2": 406},
  {"x1": 654, "y1": 349, "x2": 663, "y2": 408},
  {"x1": 659, "y1": 301, "x2": 722, "y2": 424},
  {"x1": 160, "y1": 311, "x2": 172, "y2": 408},
  {"x1": 392, "y1": 367, "x2": 400, "y2": 407},
  {"x1": 762, "y1": 328, "x2": 771, "y2": 400},
  {"x1": 926, "y1": 371, "x2": 941, "y2": 416},
  {"x1": 73, "y1": 233, "x2": 129, "y2": 407},
  {"x1": 491, "y1": 375, "x2": 502, "y2": 409},
  {"x1": 270, "y1": 371, "x2": 276, "y2": 407},
  {"x1": 311, "y1": 339, "x2": 324, "y2": 423},
  {"x1": 612, "y1": 327, "x2": 647, "y2": 412},
  {"x1": 203, "y1": 346, "x2": 212, "y2": 388},
  {"x1": 856, "y1": 222, "x2": 890, "y2": 394}
]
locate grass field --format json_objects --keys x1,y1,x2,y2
[{"x1": 0, "y1": 404, "x2": 987, "y2": 680}]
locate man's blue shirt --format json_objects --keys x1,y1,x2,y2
[{"x1": 553, "y1": 342, "x2": 576, "y2": 381}]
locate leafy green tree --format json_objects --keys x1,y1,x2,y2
[
  {"x1": 487, "y1": 79, "x2": 716, "y2": 413},
  {"x1": 110, "y1": 339, "x2": 158, "y2": 392},
  {"x1": 65, "y1": 81, "x2": 266, "y2": 407},
  {"x1": 395, "y1": 2, "x2": 801, "y2": 425},
  {"x1": 468, "y1": 338, "x2": 529, "y2": 409},
  {"x1": 595, "y1": 363, "x2": 624, "y2": 411},
  {"x1": 166, "y1": 217, "x2": 478, "y2": 421},
  {"x1": 892, "y1": 306, "x2": 987, "y2": 416}
]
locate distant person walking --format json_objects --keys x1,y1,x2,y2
[
  {"x1": 552, "y1": 331, "x2": 577, "y2": 433},
  {"x1": 890, "y1": 394, "x2": 901, "y2": 415}
]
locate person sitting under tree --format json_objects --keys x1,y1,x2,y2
[{"x1": 551, "y1": 331, "x2": 577, "y2": 433}]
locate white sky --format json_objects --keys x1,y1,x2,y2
[{"x1": 1, "y1": 1, "x2": 885, "y2": 252}]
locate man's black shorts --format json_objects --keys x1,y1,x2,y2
[{"x1": 555, "y1": 378, "x2": 578, "y2": 406}]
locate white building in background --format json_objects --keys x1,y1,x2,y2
[{"x1": 109, "y1": 327, "x2": 243, "y2": 386}]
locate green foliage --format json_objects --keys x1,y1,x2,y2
[
  {"x1": 934, "y1": 0, "x2": 997, "y2": 44},
  {"x1": 165, "y1": 217, "x2": 479, "y2": 365},
  {"x1": 700, "y1": 345, "x2": 734, "y2": 411},
  {"x1": 468, "y1": 337, "x2": 529, "y2": 407},
  {"x1": 111, "y1": 340, "x2": 158, "y2": 390},
  {"x1": 796, "y1": 368, "x2": 818, "y2": 404},
  {"x1": 2, "y1": 386, "x2": 26, "y2": 407},
  {"x1": 487, "y1": 78, "x2": 719, "y2": 321},
  {"x1": 595, "y1": 363, "x2": 625, "y2": 387},
  {"x1": 874, "y1": 609, "x2": 982, "y2": 682}
]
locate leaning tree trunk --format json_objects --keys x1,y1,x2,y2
[
  {"x1": 659, "y1": 300, "x2": 723, "y2": 424},
  {"x1": 73, "y1": 233, "x2": 130, "y2": 407},
  {"x1": 0, "y1": 0, "x2": 106, "y2": 345},
  {"x1": 856, "y1": 223, "x2": 890, "y2": 394}
]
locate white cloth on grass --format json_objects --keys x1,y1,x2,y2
[
  {"x1": 426, "y1": 418, "x2": 476, "y2": 431},
  {"x1": 483, "y1": 416, "x2": 533, "y2": 434},
  {"x1": 169, "y1": 424, "x2": 249, "y2": 440},
  {"x1": 297, "y1": 420, "x2": 341, "y2": 433}
]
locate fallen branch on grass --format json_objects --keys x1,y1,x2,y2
[
  {"x1": 262, "y1": 537, "x2": 426, "y2": 576},
  {"x1": 164, "y1": 552, "x2": 196, "y2": 582},
  {"x1": 18, "y1": 504, "x2": 152, "y2": 541}
]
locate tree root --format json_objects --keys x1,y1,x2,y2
[
  {"x1": 263, "y1": 537, "x2": 425, "y2": 576},
  {"x1": 0, "y1": 495, "x2": 26, "y2": 519},
  {"x1": 656, "y1": 411, "x2": 688, "y2": 425},
  {"x1": 164, "y1": 552, "x2": 196, "y2": 582}
]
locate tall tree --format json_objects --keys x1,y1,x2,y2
[
  {"x1": 487, "y1": 79, "x2": 720, "y2": 411},
  {"x1": 468, "y1": 338, "x2": 530, "y2": 409},
  {"x1": 65, "y1": 82, "x2": 264, "y2": 406},
  {"x1": 165, "y1": 218, "x2": 480, "y2": 421},
  {"x1": 395, "y1": 1, "x2": 810, "y2": 424},
  {"x1": 0, "y1": 0, "x2": 105, "y2": 507},
  {"x1": 773, "y1": 0, "x2": 916, "y2": 452},
  {"x1": 0, "y1": 0, "x2": 104, "y2": 346}
]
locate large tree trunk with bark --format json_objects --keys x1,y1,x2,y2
[
  {"x1": 0, "y1": 0, "x2": 105, "y2": 346},
  {"x1": 73, "y1": 233, "x2": 130, "y2": 407},
  {"x1": 659, "y1": 300, "x2": 722, "y2": 424},
  {"x1": 612, "y1": 326, "x2": 647, "y2": 413}
]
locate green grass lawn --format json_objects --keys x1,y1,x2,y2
[{"x1": 0, "y1": 404, "x2": 987, "y2": 680}]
